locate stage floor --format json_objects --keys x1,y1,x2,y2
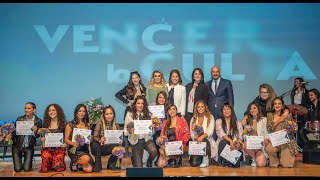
[{"x1": 0, "y1": 154, "x2": 320, "y2": 177}]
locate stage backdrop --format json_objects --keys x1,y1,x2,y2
[{"x1": 1, "y1": 3, "x2": 320, "y2": 123}]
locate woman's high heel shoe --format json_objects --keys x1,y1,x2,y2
[{"x1": 70, "y1": 164, "x2": 78, "y2": 172}]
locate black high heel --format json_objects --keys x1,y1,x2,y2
[{"x1": 172, "y1": 156, "x2": 182, "y2": 168}]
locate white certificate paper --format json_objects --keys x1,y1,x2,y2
[
  {"x1": 72, "y1": 128, "x2": 92, "y2": 144},
  {"x1": 268, "y1": 129, "x2": 289, "y2": 147},
  {"x1": 134, "y1": 120, "x2": 152, "y2": 134},
  {"x1": 15, "y1": 121, "x2": 34, "y2": 135},
  {"x1": 246, "y1": 136, "x2": 264, "y2": 149},
  {"x1": 188, "y1": 141, "x2": 206, "y2": 155},
  {"x1": 148, "y1": 105, "x2": 165, "y2": 118},
  {"x1": 45, "y1": 133, "x2": 64, "y2": 147},
  {"x1": 104, "y1": 130, "x2": 123, "y2": 144},
  {"x1": 165, "y1": 141, "x2": 183, "y2": 155},
  {"x1": 220, "y1": 144, "x2": 242, "y2": 165}
]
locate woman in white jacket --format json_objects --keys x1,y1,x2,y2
[
  {"x1": 166, "y1": 69, "x2": 186, "y2": 117},
  {"x1": 242, "y1": 102, "x2": 268, "y2": 167},
  {"x1": 189, "y1": 100, "x2": 216, "y2": 167}
]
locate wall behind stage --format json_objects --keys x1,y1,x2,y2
[{"x1": 1, "y1": 3, "x2": 319, "y2": 123}]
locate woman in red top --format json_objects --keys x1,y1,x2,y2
[{"x1": 160, "y1": 104, "x2": 190, "y2": 167}]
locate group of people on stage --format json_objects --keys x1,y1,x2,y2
[{"x1": 8, "y1": 65, "x2": 320, "y2": 173}]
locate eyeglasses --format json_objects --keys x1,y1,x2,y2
[
  {"x1": 130, "y1": 71, "x2": 138, "y2": 75},
  {"x1": 260, "y1": 91, "x2": 268, "y2": 94}
]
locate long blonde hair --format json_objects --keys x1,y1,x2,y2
[{"x1": 191, "y1": 100, "x2": 212, "y2": 128}]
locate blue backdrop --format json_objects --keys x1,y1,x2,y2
[{"x1": 1, "y1": 3, "x2": 319, "y2": 123}]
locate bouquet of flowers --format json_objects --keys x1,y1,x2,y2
[
  {"x1": 286, "y1": 119, "x2": 298, "y2": 134},
  {"x1": 83, "y1": 97, "x2": 105, "y2": 124},
  {"x1": 156, "y1": 136, "x2": 168, "y2": 157},
  {"x1": 233, "y1": 139, "x2": 244, "y2": 150},
  {"x1": 243, "y1": 127, "x2": 255, "y2": 136},
  {"x1": 192, "y1": 124, "x2": 204, "y2": 136},
  {"x1": 127, "y1": 121, "x2": 136, "y2": 140},
  {"x1": 69, "y1": 134, "x2": 85, "y2": 154},
  {"x1": 112, "y1": 146, "x2": 126, "y2": 170},
  {"x1": 37, "y1": 128, "x2": 51, "y2": 148},
  {"x1": 152, "y1": 117, "x2": 161, "y2": 129},
  {"x1": 0, "y1": 123, "x2": 15, "y2": 145}
]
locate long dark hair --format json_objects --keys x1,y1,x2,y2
[
  {"x1": 220, "y1": 102, "x2": 239, "y2": 138},
  {"x1": 130, "y1": 95, "x2": 151, "y2": 120},
  {"x1": 70, "y1": 104, "x2": 90, "y2": 127},
  {"x1": 156, "y1": 91, "x2": 169, "y2": 119},
  {"x1": 164, "y1": 104, "x2": 178, "y2": 133},
  {"x1": 270, "y1": 97, "x2": 287, "y2": 115},
  {"x1": 99, "y1": 105, "x2": 117, "y2": 130},
  {"x1": 126, "y1": 71, "x2": 146, "y2": 100},
  {"x1": 43, "y1": 104, "x2": 67, "y2": 128}
]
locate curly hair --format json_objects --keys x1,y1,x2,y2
[
  {"x1": 130, "y1": 95, "x2": 151, "y2": 120},
  {"x1": 191, "y1": 100, "x2": 212, "y2": 128},
  {"x1": 148, "y1": 70, "x2": 166, "y2": 88},
  {"x1": 43, "y1": 104, "x2": 67, "y2": 128}
]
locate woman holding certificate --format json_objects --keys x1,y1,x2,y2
[
  {"x1": 124, "y1": 95, "x2": 157, "y2": 167},
  {"x1": 91, "y1": 105, "x2": 121, "y2": 172},
  {"x1": 241, "y1": 102, "x2": 268, "y2": 167},
  {"x1": 264, "y1": 97, "x2": 298, "y2": 168},
  {"x1": 11, "y1": 102, "x2": 42, "y2": 172},
  {"x1": 189, "y1": 100, "x2": 216, "y2": 168},
  {"x1": 64, "y1": 104, "x2": 94, "y2": 172},
  {"x1": 215, "y1": 102, "x2": 244, "y2": 168},
  {"x1": 160, "y1": 104, "x2": 190, "y2": 168},
  {"x1": 39, "y1": 104, "x2": 67, "y2": 173}
]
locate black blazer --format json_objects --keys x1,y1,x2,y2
[
  {"x1": 12, "y1": 115, "x2": 42, "y2": 149},
  {"x1": 185, "y1": 82, "x2": 209, "y2": 113},
  {"x1": 290, "y1": 88, "x2": 309, "y2": 108}
]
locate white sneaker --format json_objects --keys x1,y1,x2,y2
[
  {"x1": 251, "y1": 159, "x2": 257, "y2": 167},
  {"x1": 200, "y1": 156, "x2": 209, "y2": 168}
]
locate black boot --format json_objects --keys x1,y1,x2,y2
[{"x1": 146, "y1": 159, "x2": 152, "y2": 167}]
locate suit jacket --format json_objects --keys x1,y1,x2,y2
[
  {"x1": 166, "y1": 83, "x2": 186, "y2": 116},
  {"x1": 206, "y1": 78, "x2": 234, "y2": 119}
]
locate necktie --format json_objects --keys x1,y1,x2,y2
[
  {"x1": 169, "y1": 87, "x2": 174, "y2": 105},
  {"x1": 214, "y1": 80, "x2": 217, "y2": 94}
]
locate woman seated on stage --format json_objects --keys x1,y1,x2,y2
[
  {"x1": 91, "y1": 105, "x2": 122, "y2": 172},
  {"x1": 124, "y1": 95, "x2": 157, "y2": 167},
  {"x1": 215, "y1": 102, "x2": 244, "y2": 168},
  {"x1": 160, "y1": 104, "x2": 190, "y2": 168},
  {"x1": 264, "y1": 97, "x2": 298, "y2": 168},
  {"x1": 11, "y1": 102, "x2": 42, "y2": 172},
  {"x1": 241, "y1": 102, "x2": 268, "y2": 167},
  {"x1": 39, "y1": 104, "x2": 67, "y2": 173},
  {"x1": 300, "y1": 88, "x2": 320, "y2": 146},
  {"x1": 189, "y1": 100, "x2": 216, "y2": 168},
  {"x1": 64, "y1": 104, "x2": 94, "y2": 172}
]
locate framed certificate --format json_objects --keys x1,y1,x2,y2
[
  {"x1": 72, "y1": 128, "x2": 92, "y2": 144},
  {"x1": 45, "y1": 133, "x2": 64, "y2": 147},
  {"x1": 148, "y1": 105, "x2": 165, "y2": 118},
  {"x1": 134, "y1": 120, "x2": 152, "y2": 134},
  {"x1": 165, "y1": 141, "x2": 183, "y2": 155},
  {"x1": 246, "y1": 136, "x2": 264, "y2": 149},
  {"x1": 220, "y1": 144, "x2": 242, "y2": 165},
  {"x1": 15, "y1": 121, "x2": 34, "y2": 135},
  {"x1": 268, "y1": 129, "x2": 290, "y2": 147},
  {"x1": 104, "y1": 130, "x2": 123, "y2": 144},
  {"x1": 188, "y1": 141, "x2": 206, "y2": 155}
]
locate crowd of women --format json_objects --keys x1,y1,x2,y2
[{"x1": 8, "y1": 66, "x2": 319, "y2": 173}]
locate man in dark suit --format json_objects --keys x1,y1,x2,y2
[{"x1": 206, "y1": 66, "x2": 234, "y2": 140}]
